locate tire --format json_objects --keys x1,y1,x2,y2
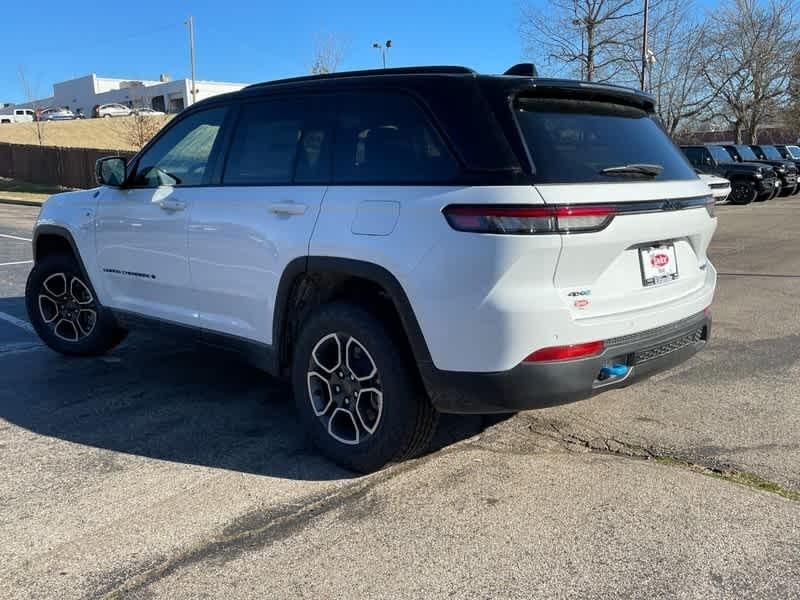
[
  {"x1": 779, "y1": 185, "x2": 795, "y2": 197},
  {"x1": 291, "y1": 302, "x2": 438, "y2": 473},
  {"x1": 102, "y1": 113, "x2": 111, "y2": 118},
  {"x1": 25, "y1": 253, "x2": 125, "y2": 356},
  {"x1": 729, "y1": 181, "x2": 756, "y2": 205}
]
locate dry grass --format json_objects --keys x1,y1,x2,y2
[
  {"x1": 0, "y1": 177, "x2": 64, "y2": 202},
  {"x1": 0, "y1": 116, "x2": 173, "y2": 151}
]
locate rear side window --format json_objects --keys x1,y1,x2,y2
[
  {"x1": 223, "y1": 98, "x2": 332, "y2": 185},
  {"x1": 514, "y1": 97, "x2": 696, "y2": 183},
  {"x1": 333, "y1": 93, "x2": 459, "y2": 184}
]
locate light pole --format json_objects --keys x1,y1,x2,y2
[
  {"x1": 186, "y1": 15, "x2": 197, "y2": 105},
  {"x1": 372, "y1": 39, "x2": 392, "y2": 69},
  {"x1": 572, "y1": 19, "x2": 585, "y2": 80}
]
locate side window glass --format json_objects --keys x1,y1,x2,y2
[
  {"x1": 333, "y1": 93, "x2": 459, "y2": 184},
  {"x1": 223, "y1": 99, "x2": 332, "y2": 185},
  {"x1": 132, "y1": 107, "x2": 227, "y2": 187}
]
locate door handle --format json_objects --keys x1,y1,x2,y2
[
  {"x1": 269, "y1": 202, "x2": 308, "y2": 216},
  {"x1": 159, "y1": 198, "x2": 186, "y2": 211}
]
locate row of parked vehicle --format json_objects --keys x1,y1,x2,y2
[
  {"x1": 0, "y1": 103, "x2": 165, "y2": 123},
  {"x1": 682, "y1": 143, "x2": 800, "y2": 204}
]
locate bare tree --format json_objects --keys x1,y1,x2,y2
[
  {"x1": 783, "y1": 51, "x2": 800, "y2": 134},
  {"x1": 310, "y1": 32, "x2": 347, "y2": 75},
  {"x1": 18, "y1": 66, "x2": 46, "y2": 146},
  {"x1": 704, "y1": 0, "x2": 798, "y2": 143},
  {"x1": 617, "y1": 0, "x2": 719, "y2": 135},
  {"x1": 520, "y1": 0, "x2": 643, "y2": 82},
  {"x1": 117, "y1": 109, "x2": 169, "y2": 151}
]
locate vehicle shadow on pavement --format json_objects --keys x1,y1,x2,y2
[{"x1": 0, "y1": 299, "x2": 496, "y2": 481}]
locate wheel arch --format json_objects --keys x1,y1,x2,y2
[
  {"x1": 32, "y1": 225, "x2": 96, "y2": 293},
  {"x1": 274, "y1": 257, "x2": 433, "y2": 381}
]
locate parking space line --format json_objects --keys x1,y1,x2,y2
[
  {"x1": 0, "y1": 311, "x2": 35, "y2": 334},
  {"x1": 0, "y1": 260, "x2": 33, "y2": 267},
  {"x1": 0, "y1": 233, "x2": 32, "y2": 242},
  {"x1": 0, "y1": 341, "x2": 43, "y2": 356}
]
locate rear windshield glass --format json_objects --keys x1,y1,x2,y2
[
  {"x1": 514, "y1": 97, "x2": 695, "y2": 183},
  {"x1": 709, "y1": 146, "x2": 733, "y2": 163},
  {"x1": 760, "y1": 145, "x2": 783, "y2": 160}
]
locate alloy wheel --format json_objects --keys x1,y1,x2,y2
[
  {"x1": 306, "y1": 333, "x2": 383, "y2": 445},
  {"x1": 37, "y1": 272, "x2": 98, "y2": 342}
]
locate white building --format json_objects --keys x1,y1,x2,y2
[{"x1": 15, "y1": 74, "x2": 247, "y2": 116}]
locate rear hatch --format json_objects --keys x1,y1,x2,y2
[{"x1": 513, "y1": 92, "x2": 715, "y2": 320}]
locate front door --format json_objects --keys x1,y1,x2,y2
[{"x1": 95, "y1": 106, "x2": 229, "y2": 325}]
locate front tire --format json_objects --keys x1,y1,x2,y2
[
  {"x1": 729, "y1": 181, "x2": 756, "y2": 205},
  {"x1": 25, "y1": 254, "x2": 125, "y2": 356},
  {"x1": 291, "y1": 302, "x2": 438, "y2": 473}
]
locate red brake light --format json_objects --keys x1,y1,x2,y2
[
  {"x1": 524, "y1": 340, "x2": 605, "y2": 362},
  {"x1": 443, "y1": 205, "x2": 614, "y2": 234}
]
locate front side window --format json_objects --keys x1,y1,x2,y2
[
  {"x1": 682, "y1": 147, "x2": 704, "y2": 167},
  {"x1": 514, "y1": 97, "x2": 696, "y2": 183},
  {"x1": 760, "y1": 145, "x2": 783, "y2": 160},
  {"x1": 131, "y1": 107, "x2": 227, "y2": 187},
  {"x1": 709, "y1": 146, "x2": 733, "y2": 163},
  {"x1": 333, "y1": 93, "x2": 459, "y2": 184},
  {"x1": 735, "y1": 145, "x2": 759, "y2": 161},
  {"x1": 788, "y1": 145, "x2": 800, "y2": 159}
]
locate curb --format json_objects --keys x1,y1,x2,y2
[{"x1": 0, "y1": 197, "x2": 44, "y2": 208}]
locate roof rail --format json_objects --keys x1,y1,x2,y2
[{"x1": 244, "y1": 66, "x2": 477, "y2": 89}]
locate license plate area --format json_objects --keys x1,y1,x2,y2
[{"x1": 639, "y1": 243, "x2": 678, "y2": 287}]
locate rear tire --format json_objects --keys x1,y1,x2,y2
[
  {"x1": 729, "y1": 181, "x2": 756, "y2": 205},
  {"x1": 25, "y1": 254, "x2": 126, "y2": 356},
  {"x1": 291, "y1": 302, "x2": 438, "y2": 473}
]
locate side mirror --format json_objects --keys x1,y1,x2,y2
[{"x1": 96, "y1": 156, "x2": 127, "y2": 187}]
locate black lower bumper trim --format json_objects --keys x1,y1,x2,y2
[{"x1": 422, "y1": 311, "x2": 711, "y2": 414}]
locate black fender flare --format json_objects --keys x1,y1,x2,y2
[
  {"x1": 32, "y1": 225, "x2": 95, "y2": 286},
  {"x1": 272, "y1": 256, "x2": 434, "y2": 374}
]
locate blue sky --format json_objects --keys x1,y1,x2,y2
[{"x1": 2, "y1": 0, "x2": 526, "y2": 103}]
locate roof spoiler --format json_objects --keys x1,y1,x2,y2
[{"x1": 504, "y1": 63, "x2": 538, "y2": 77}]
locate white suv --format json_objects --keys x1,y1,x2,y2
[
  {"x1": 26, "y1": 65, "x2": 717, "y2": 472},
  {"x1": 95, "y1": 103, "x2": 132, "y2": 118}
]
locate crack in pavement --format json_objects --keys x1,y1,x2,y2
[{"x1": 97, "y1": 416, "x2": 799, "y2": 598}]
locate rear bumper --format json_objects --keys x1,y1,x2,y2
[{"x1": 424, "y1": 311, "x2": 710, "y2": 414}]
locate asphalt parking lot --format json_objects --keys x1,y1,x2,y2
[{"x1": 1, "y1": 199, "x2": 799, "y2": 599}]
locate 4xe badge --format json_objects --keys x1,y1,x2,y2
[{"x1": 567, "y1": 289, "x2": 591, "y2": 309}]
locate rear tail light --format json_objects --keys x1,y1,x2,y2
[
  {"x1": 443, "y1": 205, "x2": 614, "y2": 234},
  {"x1": 524, "y1": 340, "x2": 605, "y2": 362}
]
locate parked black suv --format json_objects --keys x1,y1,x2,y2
[
  {"x1": 681, "y1": 144, "x2": 777, "y2": 204},
  {"x1": 753, "y1": 145, "x2": 800, "y2": 195},
  {"x1": 724, "y1": 144, "x2": 797, "y2": 197},
  {"x1": 775, "y1": 144, "x2": 800, "y2": 163}
]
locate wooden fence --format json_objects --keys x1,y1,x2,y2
[{"x1": 0, "y1": 143, "x2": 136, "y2": 189}]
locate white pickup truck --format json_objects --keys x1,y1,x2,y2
[{"x1": 0, "y1": 108, "x2": 35, "y2": 124}]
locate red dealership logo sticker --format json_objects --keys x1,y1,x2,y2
[{"x1": 651, "y1": 253, "x2": 670, "y2": 268}]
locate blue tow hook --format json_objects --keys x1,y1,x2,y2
[{"x1": 600, "y1": 364, "x2": 629, "y2": 379}]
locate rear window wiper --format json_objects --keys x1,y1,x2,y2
[{"x1": 599, "y1": 163, "x2": 663, "y2": 177}]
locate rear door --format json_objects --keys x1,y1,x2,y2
[
  {"x1": 513, "y1": 95, "x2": 715, "y2": 320},
  {"x1": 186, "y1": 96, "x2": 332, "y2": 344}
]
